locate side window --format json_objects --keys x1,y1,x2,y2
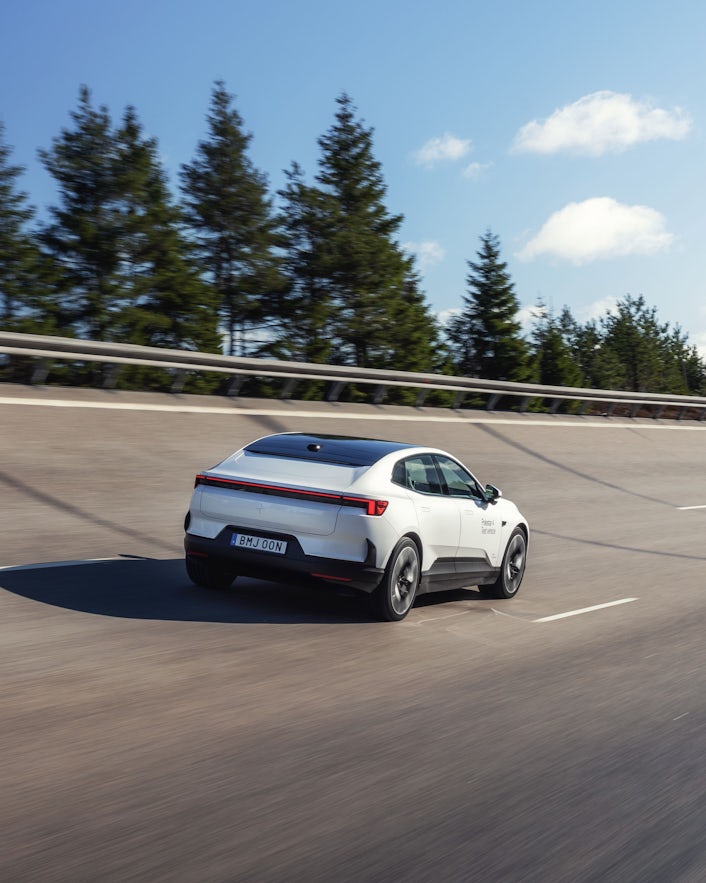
[
  {"x1": 391, "y1": 460, "x2": 406, "y2": 487},
  {"x1": 397, "y1": 455, "x2": 444, "y2": 496},
  {"x1": 435, "y1": 456, "x2": 484, "y2": 500}
]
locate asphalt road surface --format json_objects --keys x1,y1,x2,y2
[{"x1": 2, "y1": 384, "x2": 706, "y2": 882}]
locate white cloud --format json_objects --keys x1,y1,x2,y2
[
  {"x1": 403, "y1": 240, "x2": 446, "y2": 268},
  {"x1": 436, "y1": 307, "x2": 460, "y2": 328},
  {"x1": 578, "y1": 297, "x2": 619, "y2": 323},
  {"x1": 693, "y1": 331, "x2": 706, "y2": 361},
  {"x1": 414, "y1": 132, "x2": 472, "y2": 166},
  {"x1": 517, "y1": 306, "x2": 539, "y2": 335},
  {"x1": 511, "y1": 91, "x2": 692, "y2": 156},
  {"x1": 517, "y1": 197, "x2": 674, "y2": 264},
  {"x1": 462, "y1": 161, "x2": 493, "y2": 179}
]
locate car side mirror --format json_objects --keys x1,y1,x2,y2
[{"x1": 484, "y1": 483, "x2": 502, "y2": 504}]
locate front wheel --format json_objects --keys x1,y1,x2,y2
[
  {"x1": 483, "y1": 528, "x2": 527, "y2": 599},
  {"x1": 374, "y1": 538, "x2": 420, "y2": 622},
  {"x1": 186, "y1": 556, "x2": 235, "y2": 590}
]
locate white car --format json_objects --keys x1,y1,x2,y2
[{"x1": 184, "y1": 432, "x2": 529, "y2": 621}]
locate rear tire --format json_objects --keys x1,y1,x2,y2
[
  {"x1": 374, "y1": 538, "x2": 420, "y2": 622},
  {"x1": 186, "y1": 556, "x2": 235, "y2": 590},
  {"x1": 482, "y1": 528, "x2": 526, "y2": 599}
]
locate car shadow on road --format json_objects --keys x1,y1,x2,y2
[
  {"x1": 0, "y1": 557, "x2": 414, "y2": 624},
  {"x1": 0, "y1": 558, "x2": 487, "y2": 625}
]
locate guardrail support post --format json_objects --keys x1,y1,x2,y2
[
  {"x1": 327, "y1": 381, "x2": 345, "y2": 402},
  {"x1": 519, "y1": 396, "x2": 531, "y2": 413},
  {"x1": 453, "y1": 392, "x2": 465, "y2": 409},
  {"x1": 486, "y1": 394, "x2": 500, "y2": 411},
  {"x1": 280, "y1": 378, "x2": 297, "y2": 399},
  {"x1": 605, "y1": 403, "x2": 615, "y2": 416},
  {"x1": 415, "y1": 389, "x2": 428, "y2": 407},
  {"x1": 677, "y1": 406, "x2": 687, "y2": 421},
  {"x1": 171, "y1": 370, "x2": 186, "y2": 394},
  {"x1": 699, "y1": 408, "x2": 706, "y2": 422},
  {"x1": 226, "y1": 375, "x2": 245, "y2": 397},
  {"x1": 549, "y1": 398, "x2": 561, "y2": 414},
  {"x1": 102, "y1": 364, "x2": 121, "y2": 389},
  {"x1": 373, "y1": 385, "x2": 387, "y2": 404},
  {"x1": 30, "y1": 358, "x2": 51, "y2": 385},
  {"x1": 653, "y1": 405, "x2": 665, "y2": 419},
  {"x1": 630, "y1": 402, "x2": 640, "y2": 418}
]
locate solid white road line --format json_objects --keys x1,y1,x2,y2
[
  {"x1": 677, "y1": 504, "x2": 706, "y2": 510},
  {"x1": 3, "y1": 395, "x2": 706, "y2": 429},
  {"x1": 533, "y1": 597, "x2": 638, "y2": 623}
]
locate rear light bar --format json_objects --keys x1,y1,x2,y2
[
  {"x1": 194, "y1": 474, "x2": 388, "y2": 515},
  {"x1": 344, "y1": 497, "x2": 389, "y2": 516},
  {"x1": 310, "y1": 573, "x2": 353, "y2": 582}
]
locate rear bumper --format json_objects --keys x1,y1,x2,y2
[{"x1": 184, "y1": 527, "x2": 384, "y2": 593}]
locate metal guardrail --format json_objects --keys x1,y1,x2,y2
[{"x1": 1, "y1": 330, "x2": 706, "y2": 419}]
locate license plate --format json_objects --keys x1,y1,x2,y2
[{"x1": 230, "y1": 533, "x2": 287, "y2": 555}]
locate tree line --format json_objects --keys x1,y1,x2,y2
[{"x1": 1, "y1": 82, "x2": 704, "y2": 400}]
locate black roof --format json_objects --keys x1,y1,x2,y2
[{"x1": 244, "y1": 433, "x2": 415, "y2": 467}]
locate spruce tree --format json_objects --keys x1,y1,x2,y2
[
  {"x1": 542, "y1": 297, "x2": 706, "y2": 396},
  {"x1": 599, "y1": 295, "x2": 704, "y2": 394},
  {"x1": 573, "y1": 319, "x2": 627, "y2": 391},
  {"x1": 531, "y1": 303, "x2": 582, "y2": 388},
  {"x1": 315, "y1": 94, "x2": 440, "y2": 371},
  {"x1": 447, "y1": 230, "x2": 529, "y2": 381},
  {"x1": 274, "y1": 162, "x2": 337, "y2": 364},
  {"x1": 180, "y1": 81, "x2": 282, "y2": 356},
  {"x1": 665, "y1": 328, "x2": 705, "y2": 395},
  {"x1": 112, "y1": 107, "x2": 220, "y2": 354},
  {"x1": 39, "y1": 86, "x2": 122, "y2": 339},
  {"x1": 385, "y1": 269, "x2": 446, "y2": 374},
  {"x1": 0, "y1": 123, "x2": 48, "y2": 332}
]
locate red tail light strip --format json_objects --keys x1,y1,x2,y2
[
  {"x1": 343, "y1": 496, "x2": 389, "y2": 516},
  {"x1": 194, "y1": 474, "x2": 388, "y2": 515},
  {"x1": 310, "y1": 573, "x2": 353, "y2": 582}
]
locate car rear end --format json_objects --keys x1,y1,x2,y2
[{"x1": 184, "y1": 434, "x2": 410, "y2": 592}]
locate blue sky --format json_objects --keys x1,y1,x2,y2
[{"x1": 2, "y1": 0, "x2": 706, "y2": 352}]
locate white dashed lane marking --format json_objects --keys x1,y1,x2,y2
[
  {"x1": 0, "y1": 558, "x2": 118, "y2": 573},
  {"x1": 533, "y1": 597, "x2": 638, "y2": 623}
]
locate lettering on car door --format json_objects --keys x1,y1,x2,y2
[
  {"x1": 400, "y1": 455, "x2": 460, "y2": 559},
  {"x1": 433, "y1": 456, "x2": 502, "y2": 564}
]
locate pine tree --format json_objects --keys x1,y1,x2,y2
[
  {"x1": 112, "y1": 107, "x2": 220, "y2": 354},
  {"x1": 573, "y1": 319, "x2": 627, "y2": 390},
  {"x1": 315, "y1": 94, "x2": 440, "y2": 371},
  {"x1": 384, "y1": 269, "x2": 446, "y2": 374},
  {"x1": 544, "y1": 297, "x2": 706, "y2": 396},
  {"x1": 664, "y1": 327, "x2": 705, "y2": 395},
  {"x1": 599, "y1": 295, "x2": 704, "y2": 394},
  {"x1": 180, "y1": 81, "x2": 282, "y2": 356},
  {"x1": 39, "y1": 86, "x2": 122, "y2": 339},
  {"x1": 531, "y1": 302, "x2": 583, "y2": 388},
  {"x1": 447, "y1": 230, "x2": 529, "y2": 381},
  {"x1": 273, "y1": 162, "x2": 337, "y2": 364}
]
